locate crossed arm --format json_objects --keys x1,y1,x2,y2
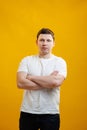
[{"x1": 17, "y1": 71, "x2": 65, "y2": 90}]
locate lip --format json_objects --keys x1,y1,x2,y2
[
  {"x1": 42, "y1": 46, "x2": 48, "y2": 49},
  {"x1": 42, "y1": 48, "x2": 48, "y2": 51}
]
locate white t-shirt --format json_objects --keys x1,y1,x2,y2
[{"x1": 17, "y1": 54, "x2": 67, "y2": 114}]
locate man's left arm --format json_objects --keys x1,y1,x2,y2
[{"x1": 26, "y1": 71, "x2": 65, "y2": 89}]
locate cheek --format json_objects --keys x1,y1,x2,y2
[
  {"x1": 37, "y1": 43, "x2": 42, "y2": 49},
  {"x1": 50, "y1": 43, "x2": 54, "y2": 48}
]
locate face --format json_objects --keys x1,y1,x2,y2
[{"x1": 36, "y1": 34, "x2": 55, "y2": 56}]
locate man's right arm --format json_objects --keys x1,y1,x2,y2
[{"x1": 17, "y1": 72, "x2": 42, "y2": 90}]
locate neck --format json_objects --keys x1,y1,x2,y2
[{"x1": 38, "y1": 53, "x2": 53, "y2": 59}]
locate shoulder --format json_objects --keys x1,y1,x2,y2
[
  {"x1": 20, "y1": 55, "x2": 37, "y2": 62},
  {"x1": 53, "y1": 55, "x2": 67, "y2": 64}
]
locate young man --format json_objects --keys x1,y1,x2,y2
[{"x1": 17, "y1": 28, "x2": 67, "y2": 130}]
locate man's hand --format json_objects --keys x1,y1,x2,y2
[
  {"x1": 50, "y1": 71, "x2": 59, "y2": 76},
  {"x1": 17, "y1": 72, "x2": 43, "y2": 90}
]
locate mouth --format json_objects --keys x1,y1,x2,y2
[{"x1": 42, "y1": 46, "x2": 48, "y2": 50}]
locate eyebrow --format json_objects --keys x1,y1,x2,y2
[{"x1": 39, "y1": 38, "x2": 52, "y2": 41}]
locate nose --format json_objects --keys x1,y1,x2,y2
[{"x1": 42, "y1": 40, "x2": 47, "y2": 46}]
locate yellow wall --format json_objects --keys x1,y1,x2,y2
[{"x1": 0, "y1": 0, "x2": 87, "y2": 130}]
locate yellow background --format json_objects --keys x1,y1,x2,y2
[{"x1": 0, "y1": 0, "x2": 87, "y2": 130}]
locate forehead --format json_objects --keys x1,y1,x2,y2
[{"x1": 38, "y1": 34, "x2": 53, "y2": 40}]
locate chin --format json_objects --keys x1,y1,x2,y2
[{"x1": 42, "y1": 51, "x2": 49, "y2": 55}]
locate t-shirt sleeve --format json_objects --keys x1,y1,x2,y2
[
  {"x1": 56, "y1": 58, "x2": 67, "y2": 78},
  {"x1": 17, "y1": 57, "x2": 28, "y2": 73}
]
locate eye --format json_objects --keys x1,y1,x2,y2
[
  {"x1": 47, "y1": 39, "x2": 52, "y2": 42},
  {"x1": 39, "y1": 39, "x2": 45, "y2": 42}
]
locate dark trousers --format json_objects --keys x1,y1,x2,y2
[{"x1": 19, "y1": 112, "x2": 60, "y2": 130}]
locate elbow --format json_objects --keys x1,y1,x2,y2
[
  {"x1": 17, "y1": 82, "x2": 23, "y2": 89},
  {"x1": 53, "y1": 79, "x2": 65, "y2": 88},
  {"x1": 52, "y1": 81, "x2": 61, "y2": 87},
  {"x1": 51, "y1": 75, "x2": 65, "y2": 88},
  {"x1": 52, "y1": 78, "x2": 64, "y2": 87}
]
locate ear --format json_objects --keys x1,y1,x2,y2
[
  {"x1": 53, "y1": 41, "x2": 55, "y2": 47},
  {"x1": 36, "y1": 40, "x2": 38, "y2": 45}
]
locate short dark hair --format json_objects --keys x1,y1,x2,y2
[{"x1": 37, "y1": 28, "x2": 55, "y2": 40}]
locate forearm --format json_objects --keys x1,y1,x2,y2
[
  {"x1": 29, "y1": 75, "x2": 52, "y2": 88},
  {"x1": 17, "y1": 72, "x2": 42, "y2": 90},
  {"x1": 17, "y1": 79, "x2": 42, "y2": 90},
  {"x1": 27, "y1": 73, "x2": 65, "y2": 89}
]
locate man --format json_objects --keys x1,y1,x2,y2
[{"x1": 17, "y1": 28, "x2": 67, "y2": 130}]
